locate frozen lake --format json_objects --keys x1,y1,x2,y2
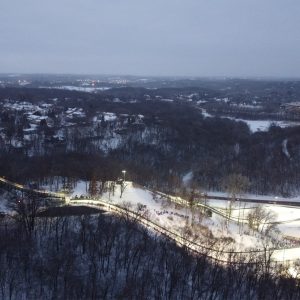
[
  {"x1": 202, "y1": 110, "x2": 300, "y2": 132},
  {"x1": 232, "y1": 119, "x2": 300, "y2": 132}
]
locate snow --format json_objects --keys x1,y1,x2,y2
[
  {"x1": 71, "y1": 182, "x2": 194, "y2": 230},
  {"x1": 12, "y1": 140, "x2": 23, "y2": 148},
  {"x1": 53, "y1": 86, "x2": 111, "y2": 92},
  {"x1": 114, "y1": 183, "x2": 154, "y2": 205},
  {"x1": 205, "y1": 197, "x2": 300, "y2": 239},
  {"x1": 27, "y1": 115, "x2": 47, "y2": 121},
  {"x1": 230, "y1": 103, "x2": 263, "y2": 109},
  {"x1": 196, "y1": 100, "x2": 207, "y2": 105},
  {"x1": 161, "y1": 99, "x2": 174, "y2": 102},
  {"x1": 103, "y1": 112, "x2": 117, "y2": 121},
  {"x1": 69, "y1": 181, "x2": 296, "y2": 255},
  {"x1": 267, "y1": 205, "x2": 300, "y2": 238},
  {"x1": 200, "y1": 109, "x2": 300, "y2": 132},
  {"x1": 94, "y1": 134, "x2": 122, "y2": 153},
  {"x1": 100, "y1": 183, "x2": 300, "y2": 259},
  {"x1": 24, "y1": 134, "x2": 32, "y2": 141},
  {"x1": 71, "y1": 181, "x2": 88, "y2": 197},
  {"x1": 65, "y1": 107, "x2": 86, "y2": 118},
  {"x1": 182, "y1": 171, "x2": 193, "y2": 186},
  {"x1": 214, "y1": 97, "x2": 230, "y2": 103},
  {"x1": 282, "y1": 139, "x2": 291, "y2": 159},
  {"x1": 53, "y1": 129, "x2": 65, "y2": 141},
  {"x1": 229, "y1": 118, "x2": 300, "y2": 132},
  {"x1": 201, "y1": 109, "x2": 213, "y2": 118},
  {"x1": 3, "y1": 101, "x2": 42, "y2": 112},
  {"x1": 278, "y1": 224, "x2": 300, "y2": 239},
  {"x1": 273, "y1": 247, "x2": 300, "y2": 263},
  {"x1": 0, "y1": 198, "x2": 8, "y2": 213},
  {"x1": 1, "y1": 174, "x2": 300, "y2": 262}
]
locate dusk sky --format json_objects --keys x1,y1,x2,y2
[{"x1": 0, "y1": 0, "x2": 299, "y2": 77}]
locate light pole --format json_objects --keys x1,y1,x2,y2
[{"x1": 122, "y1": 170, "x2": 126, "y2": 182}]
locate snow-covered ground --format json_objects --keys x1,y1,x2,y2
[
  {"x1": 69, "y1": 181, "x2": 299, "y2": 254},
  {"x1": 267, "y1": 205, "x2": 300, "y2": 239},
  {"x1": 201, "y1": 109, "x2": 213, "y2": 118},
  {"x1": 233, "y1": 119, "x2": 300, "y2": 132},
  {"x1": 72, "y1": 181, "x2": 87, "y2": 196},
  {"x1": 0, "y1": 198, "x2": 8, "y2": 213},
  {"x1": 182, "y1": 171, "x2": 193, "y2": 186},
  {"x1": 93, "y1": 112, "x2": 117, "y2": 122},
  {"x1": 201, "y1": 109, "x2": 300, "y2": 132},
  {"x1": 53, "y1": 86, "x2": 111, "y2": 92},
  {"x1": 0, "y1": 193, "x2": 10, "y2": 214},
  {"x1": 66, "y1": 107, "x2": 86, "y2": 118},
  {"x1": 1, "y1": 176, "x2": 300, "y2": 262},
  {"x1": 205, "y1": 198, "x2": 300, "y2": 239}
]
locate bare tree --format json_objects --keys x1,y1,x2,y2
[
  {"x1": 88, "y1": 176, "x2": 98, "y2": 197},
  {"x1": 222, "y1": 173, "x2": 250, "y2": 220},
  {"x1": 108, "y1": 181, "x2": 116, "y2": 201},
  {"x1": 120, "y1": 181, "x2": 128, "y2": 198},
  {"x1": 248, "y1": 205, "x2": 277, "y2": 235},
  {"x1": 222, "y1": 173, "x2": 250, "y2": 200},
  {"x1": 10, "y1": 192, "x2": 42, "y2": 238}
]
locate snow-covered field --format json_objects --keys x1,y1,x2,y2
[
  {"x1": 233, "y1": 119, "x2": 300, "y2": 132},
  {"x1": 206, "y1": 198, "x2": 300, "y2": 239},
  {"x1": 201, "y1": 109, "x2": 300, "y2": 132},
  {"x1": 69, "y1": 181, "x2": 300, "y2": 255},
  {"x1": 53, "y1": 85, "x2": 111, "y2": 92},
  {"x1": 2, "y1": 177, "x2": 300, "y2": 262}
]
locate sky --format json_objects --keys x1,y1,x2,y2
[{"x1": 0, "y1": 0, "x2": 299, "y2": 78}]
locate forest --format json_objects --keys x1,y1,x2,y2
[
  {"x1": 1, "y1": 83, "x2": 300, "y2": 299},
  {"x1": 1, "y1": 207, "x2": 299, "y2": 299},
  {"x1": 1, "y1": 86, "x2": 300, "y2": 196}
]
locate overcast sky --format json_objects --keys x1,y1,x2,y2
[{"x1": 0, "y1": 0, "x2": 299, "y2": 77}]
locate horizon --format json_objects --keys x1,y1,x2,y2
[{"x1": 1, "y1": 72, "x2": 300, "y2": 82}]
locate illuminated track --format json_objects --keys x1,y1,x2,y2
[
  {"x1": 1, "y1": 175, "x2": 300, "y2": 263},
  {"x1": 1, "y1": 175, "x2": 298, "y2": 225},
  {"x1": 2, "y1": 175, "x2": 300, "y2": 207},
  {"x1": 0, "y1": 177, "x2": 66, "y2": 199},
  {"x1": 69, "y1": 198, "x2": 300, "y2": 264}
]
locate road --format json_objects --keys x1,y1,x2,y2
[
  {"x1": 204, "y1": 193, "x2": 300, "y2": 207},
  {"x1": 0, "y1": 176, "x2": 66, "y2": 199},
  {"x1": 2, "y1": 175, "x2": 300, "y2": 207}
]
